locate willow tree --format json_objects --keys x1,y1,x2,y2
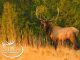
[{"x1": 1, "y1": 1, "x2": 17, "y2": 42}]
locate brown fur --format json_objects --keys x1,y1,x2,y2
[{"x1": 40, "y1": 20, "x2": 79, "y2": 49}]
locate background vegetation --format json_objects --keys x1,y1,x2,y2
[{"x1": 0, "y1": 0, "x2": 80, "y2": 47}]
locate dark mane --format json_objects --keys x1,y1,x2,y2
[{"x1": 44, "y1": 21, "x2": 53, "y2": 35}]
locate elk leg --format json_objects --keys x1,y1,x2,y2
[
  {"x1": 70, "y1": 34, "x2": 77, "y2": 49},
  {"x1": 51, "y1": 40, "x2": 58, "y2": 49},
  {"x1": 58, "y1": 40, "x2": 62, "y2": 48},
  {"x1": 54, "y1": 40, "x2": 58, "y2": 49},
  {"x1": 64, "y1": 39, "x2": 71, "y2": 48}
]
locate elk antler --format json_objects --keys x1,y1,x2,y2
[
  {"x1": 55, "y1": 7, "x2": 60, "y2": 21},
  {"x1": 36, "y1": 6, "x2": 60, "y2": 22},
  {"x1": 36, "y1": 6, "x2": 46, "y2": 22},
  {"x1": 50, "y1": 7, "x2": 60, "y2": 22}
]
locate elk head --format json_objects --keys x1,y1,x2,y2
[{"x1": 39, "y1": 17, "x2": 52, "y2": 35}]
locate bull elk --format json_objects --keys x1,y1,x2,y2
[{"x1": 36, "y1": 6, "x2": 79, "y2": 49}]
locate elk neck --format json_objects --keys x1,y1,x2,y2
[{"x1": 43, "y1": 21, "x2": 53, "y2": 36}]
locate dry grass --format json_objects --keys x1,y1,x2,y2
[{"x1": 0, "y1": 44, "x2": 80, "y2": 60}]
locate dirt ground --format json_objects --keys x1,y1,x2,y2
[{"x1": 0, "y1": 45, "x2": 80, "y2": 60}]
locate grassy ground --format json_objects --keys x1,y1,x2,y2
[{"x1": 0, "y1": 44, "x2": 80, "y2": 60}]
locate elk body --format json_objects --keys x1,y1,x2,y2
[
  {"x1": 36, "y1": 6, "x2": 79, "y2": 49},
  {"x1": 40, "y1": 20, "x2": 79, "y2": 49}
]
